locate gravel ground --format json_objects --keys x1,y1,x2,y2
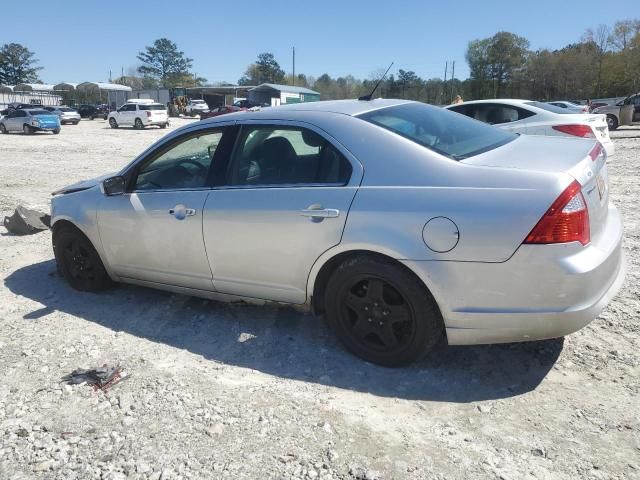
[{"x1": 0, "y1": 119, "x2": 638, "y2": 480}]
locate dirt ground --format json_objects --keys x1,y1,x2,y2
[{"x1": 0, "y1": 118, "x2": 638, "y2": 480}]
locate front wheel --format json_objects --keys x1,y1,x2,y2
[
  {"x1": 52, "y1": 128, "x2": 60, "y2": 135},
  {"x1": 607, "y1": 114, "x2": 619, "y2": 131},
  {"x1": 160, "y1": 123, "x2": 167, "y2": 129},
  {"x1": 53, "y1": 226, "x2": 113, "y2": 292},
  {"x1": 109, "y1": 118, "x2": 118, "y2": 129},
  {"x1": 0, "y1": 124, "x2": 7, "y2": 134},
  {"x1": 23, "y1": 124, "x2": 32, "y2": 135},
  {"x1": 324, "y1": 255, "x2": 443, "y2": 367}
]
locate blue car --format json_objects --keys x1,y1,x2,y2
[{"x1": 0, "y1": 108, "x2": 61, "y2": 134}]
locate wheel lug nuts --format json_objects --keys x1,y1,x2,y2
[
  {"x1": 379, "y1": 321, "x2": 383, "y2": 326},
  {"x1": 383, "y1": 311, "x2": 388, "y2": 316},
  {"x1": 367, "y1": 318, "x2": 372, "y2": 323},
  {"x1": 364, "y1": 306, "x2": 368, "y2": 311}
]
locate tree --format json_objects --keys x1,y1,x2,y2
[
  {"x1": 0, "y1": 43, "x2": 42, "y2": 85},
  {"x1": 137, "y1": 38, "x2": 194, "y2": 87},
  {"x1": 466, "y1": 32, "x2": 529, "y2": 98},
  {"x1": 238, "y1": 53, "x2": 285, "y2": 85}
]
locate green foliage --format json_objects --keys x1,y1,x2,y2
[
  {"x1": 238, "y1": 53, "x2": 285, "y2": 85},
  {"x1": 137, "y1": 38, "x2": 194, "y2": 88},
  {"x1": 0, "y1": 43, "x2": 42, "y2": 85}
]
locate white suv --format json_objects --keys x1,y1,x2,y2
[
  {"x1": 185, "y1": 99, "x2": 209, "y2": 116},
  {"x1": 108, "y1": 100, "x2": 169, "y2": 129}
]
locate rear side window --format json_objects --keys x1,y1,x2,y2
[
  {"x1": 359, "y1": 103, "x2": 516, "y2": 160},
  {"x1": 227, "y1": 125, "x2": 352, "y2": 186},
  {"x1": 139, "y1": 104, "x2": 165, "y2": 111},
  {"x1": 474, "y1": 104, "x2": 535, "y2": 124},
  {"x1": 524, "y1": 101, "x2": 575, "y2": 114}
]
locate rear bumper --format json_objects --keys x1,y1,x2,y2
[
  {"x1": 402, "y1": 204, "x2": 625, "y2": 345},
  {"x1": 602, "y1": 138, "x2": 615, "y2": 158}
]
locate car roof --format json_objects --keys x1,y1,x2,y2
[
  {"x1": 450, "y1": 99, "x2": 533, "y2": 107},
  {"x1": 200, "y1": 99, "x2": 414, "y2": 124}
]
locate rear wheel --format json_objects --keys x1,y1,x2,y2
[
  {"x1": 23, "y1": 124, "x2": 32, "y2": 135},
  {"x1": 109, "y1": 118, "x2": 118, "y2": 129},
  {"x1": 134, "y1": 118, "x2": 144, "y2": 130},
  {"x1": 160, "y1": 123, "x2": 167, "y2": 129},
  {"x1": 0, "y1": 124, "x2": 6, "y2": 134},
  {"x1": 606, "y1": 114, "x2": 618, "y2": 130},
  {"x1": 325, "y1": 255, "x2": 443, "y2": 367},
  {"x1": 53, "y1": 226, "x2": 113, "y2": 292}
]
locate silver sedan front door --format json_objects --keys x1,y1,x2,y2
[
  {"x1": 203, "y1": 123, "x2": 363, "y2": 304},
  {"x1": 98, "y1": 127, "x2": 229, "y2": 290}
]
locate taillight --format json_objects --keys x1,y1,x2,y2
[
  {"x1": 146, "y1": 111, "x2": 152, "y2": 118},
  {"x1": 552, "y1": 124, "x2": 595, "y2": 138},
  {"x1": 588, "y1": 143, "x2": 603, "y2": 161},
  {"x1": 524, "y1": 180, "x2": 590, "y2": 246}
]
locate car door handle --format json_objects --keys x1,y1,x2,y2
[
  {"x1": 300, "y1": 208, "x2": 340, "y2": 218},
  {"x1": 169, "y1": 205, "x2": 196, "y2": 220}
]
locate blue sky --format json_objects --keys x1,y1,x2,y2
[{"x1": 2, "y1": 0, "x2": 637, "y2": 84}]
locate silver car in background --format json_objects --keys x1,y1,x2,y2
[
  {"x1": 50, "y1": 99, "x2": 625, "y2": 366},
  {"x1": 44, "y1": 106, "x2": 81, "y2": 125}
]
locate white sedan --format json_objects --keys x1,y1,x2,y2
[{"x1": 446, "y1": 99, "x2": 614, "y2": 158}]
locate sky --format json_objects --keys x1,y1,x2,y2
[{"x1": 1, "y1": 0, "x2": 637, "y2": 85}]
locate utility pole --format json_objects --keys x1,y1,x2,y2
[
  {"x1": 292, "y1": 47, "x2": 296, "y2": 86},
  {"x1": 450, "y1": 61, "x2": 455, "y2": 103},
  {"x1": 443, "y1": 61, "x2": 448, "y2": 105}
]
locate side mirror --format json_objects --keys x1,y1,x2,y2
[{"x1": 103, "y1": 176, "x2": 125, "y2": 196}]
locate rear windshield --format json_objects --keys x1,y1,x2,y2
[
  {"x1": 139, "y1": 104, "x2": 165, "y2": 111},
  {"x1": 357, "y1": 103, "x2": 516, "y2": 160},
  {"x1": 525, "y1": 101, "x2": 575, "y2": 114},
  {"x1": 29, "y1": 110, "x2": 51, "y2": 116}
]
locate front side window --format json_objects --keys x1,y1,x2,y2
[
  {"x1": 134, "y1": 130, "x2": 224, "y2": 191},
  {"x1": 359, "y1": 103, "x2": 516, "y2": 160},
  {"x1": 227, "y1": 125, "x2": 352, "y2": 186},
  {"x1": 474, "y1": 104, "x2": 534, "y2": 124}
]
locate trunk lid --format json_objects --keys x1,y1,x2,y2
[
  {"x1": 555, "y1": 113, "x2": 610, "y2": 142},
  {"x1": 463, "y1": 135, "x2": 609, "y2": 242}
]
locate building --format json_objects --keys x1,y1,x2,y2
[{"x1": 248, "y1": 84, "x2": 320, "y2": 106}]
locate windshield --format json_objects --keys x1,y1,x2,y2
[
  {"x1": 525, "y1": 101, "x2": 576, "y2": 114},
  {"x1": 139, "y1": 104, "x2": 166, "y2": 110},
  {"x1": 29, "y1": 110, "x2": 51, "y2": 116},
  {"x1": 357, "y1": 103, "x2": 516, "y2": 160},
  {"x1": 58, "y1": 107, "x2": 76, "y2": 112},
  {"x1": 191, "y1": 100, "x2": 205, "y2": 104}
]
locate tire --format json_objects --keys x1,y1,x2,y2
[
  {"x1": 89, "y1": 115, "x2": 95, "y2": 120},
  {"x1": 23, "y1": 124, "x2": 32, "y2": 135},
  {"x1": 109, "y1": 118, "x2": 118, "y2": 129},
  {"x1": 52, "y1": 128, "x2": 60, "y2": 135},
  {"x1": 73, "y1": 121, "x2": 79, "y2": 125},
  {"x1": 0, "y1": 124, "x2": 6, "y2": 134},
  {"x1": 160, "y1": 123, "x2": 167, "y2": 129},
  {"x1": 606, "y1": 115, "x2": 618, "y2": 131},
  {"x1": 324, "y1": 255, "x2": 443, "y2": 367},
  {"x1": 134, "y1": 118, "x2": 144, "y2": 130},
  {"x1": 53, "y1": 226, "x2": 113, "y2": 292}
]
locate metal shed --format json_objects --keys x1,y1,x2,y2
[{"x1": 248, "y1": 83, "x2": 320, "y2": 106}]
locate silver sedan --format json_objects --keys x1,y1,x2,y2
[{"x1": 50, "y1": 99, "x2": 625, "y2": 366}]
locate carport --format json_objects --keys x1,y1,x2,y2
[
  {"x1": 186, "y1": 86, "x2": 254, "y2": 108},
  {"x1": 76, "y1": 82, "x2": 132, "y2": 110}
]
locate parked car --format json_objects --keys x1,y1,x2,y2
[
  {"x1": 185, "y1": 99, "x2": 209, "y2": 116},
  {"x1": 107, "y1": 100, "x2": 168, "y2": 129},
  {"x1": 78, "y1": 104, "x2": 109, "y2": 120},
  {"x1": 44, "y1": 106, "x2": 81, "y2": 125},
  {"x1": 199, "y1": 105, "x2": 245, "y2": 120},
  {"x1": 232, "y1": 99, "x2": 267, "y2": 109},
  {"x1": 446, "y1": 99, "x2": 615, "y2": 157},
  {"x1": 0, "y1": 108, "x2": 61, "y2": 134},
  {"x1": 547, "y1": 101, "x2": 589, "y2": 113},
  {"x1": 592, "y1": 93, "x2": 639, "y2": 130},
  {"x1": 50, "y1": 99, "x2": 624, "y2": 366}
]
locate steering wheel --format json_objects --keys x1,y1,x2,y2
[{"x1": 177, "y1": 159, "x2": 208, "y2": 176}]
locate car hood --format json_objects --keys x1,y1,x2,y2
[{"x1": 52, "y1": 173, "x2": 114, "y2": 195}]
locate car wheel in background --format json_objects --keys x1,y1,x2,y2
[
  {"x1": 0, "y1": 124, "x2": 6, "y2": 134},
  {"x1": 52, "y1": 128, "x2": 60, "y2": 135},
  {"x1": 53, "y1": 226, "x2": 114, "y2": 292},
  {"x1": 89, "y1": 115, "x2": 95, "y2": 120},
  {"x1": 606, "y1": 115, "x2": 619, "y2": 131},
  {"x1": 160, "y1": 123, "x2": 167, "y2": 129},
  {"x1": 324, "y1": 255, "x2": 444, "y2": 367},
  {"x1": 134, "y1": 118, "x2": 144, "y2": 130},
  {"x1": 23, "y1": 124, "x2": 32, "y2": 135},
  {"x1": 109, "y1": 118, "x2": 118, "y2": 129}
]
